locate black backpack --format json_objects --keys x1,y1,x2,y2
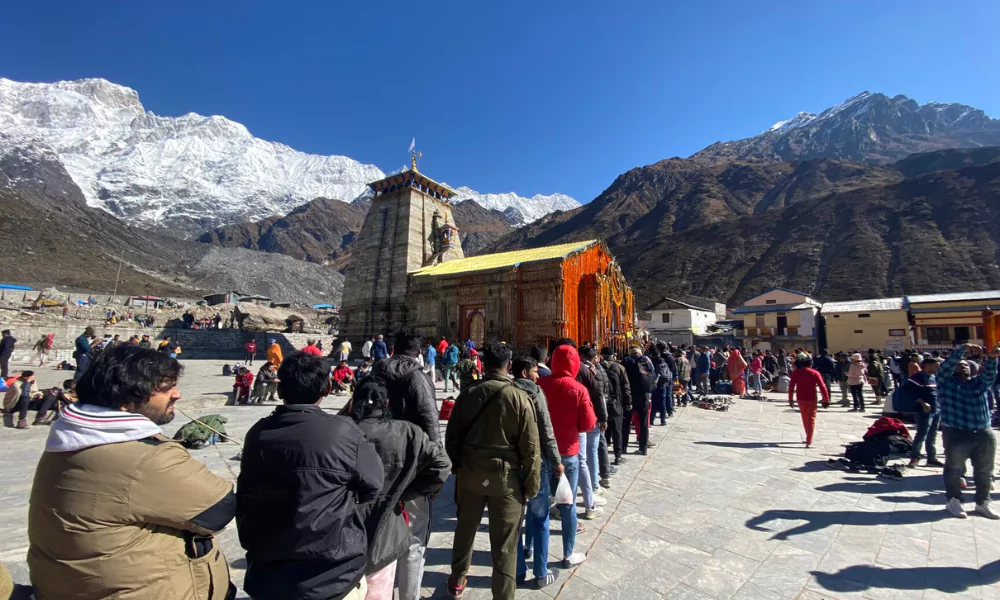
[{"x1": 222, "y1": 364, "x2": 233, "y2": 376}]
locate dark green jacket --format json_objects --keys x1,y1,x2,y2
[{"x1": 445, "y1": 374, "x2": 540, "y2": 499}]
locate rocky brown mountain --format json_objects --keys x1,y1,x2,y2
[
  {"x1": 0, "y1": 145, "x2": 345, "y2": 302},
  {"x1": 199, "y1": 197, "x2": 516, "y2": 271},
  {"x1": 694, "y1": 92, "x2": 1000, "y2": 165},
  {"x1": 616, "y1": 157, "x2": 1000, "y2": 305},
  {"x1": 483, "y1": 146, "x2": 1000, "y2": 306}
]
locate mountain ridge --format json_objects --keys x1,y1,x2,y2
[{"x1": 0, "y1": 77, "x2": 579, "y2": 232}]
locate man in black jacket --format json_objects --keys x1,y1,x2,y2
[
  {"x1": 600, "y1": 347, "x2": 631, "y2": 466},
  {"x1": 0, "y1": 330, "x2": 16, "y2": 379},
  {"x1": 623, "y1": 347, "x2": 655, "y2": 455},
  {"x1": 814, "y1": 349, "x2": 836, "y2": 395},
  {"x1": 371, "y1": 328, "x2": 440, "y2": 600},
  {"x1": 237, "y1": 352, "x2": 384, "y2": 600}
]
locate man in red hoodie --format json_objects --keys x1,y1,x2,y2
[
  {"x1": 788, "y1": 354, "x2": 830, "y2": 448},
  {"x1": 538, "y1": 344, "x2": 597, "y2": 568}
]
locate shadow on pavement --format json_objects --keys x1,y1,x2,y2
[
  {"x1": 815, "y1": 473, "x2": 941, "y2": 495},
  {"x1": 811, "y1": 559, "x2": 1000, "y2": 594},
  {"x1": 746, "y1": 508, "x2": 949, "y2": 539},
  {"x1": 693, "y1": 441, "x2": 803, "y2": 449}
]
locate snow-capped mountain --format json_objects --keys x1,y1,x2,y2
[
  {"x1": 0, "y1": 77, "x2": 577, "y2": 231},
  {"x1": 694, "y1": 91, "x2": 1000, "y2": 164},
  {"x1": 0, "y1": 78, "x2": 384, "y2": 231},
  {"x1": 450, "y1": 187, "x2": 579, "y2": 225}
]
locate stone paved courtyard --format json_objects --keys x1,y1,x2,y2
[{"x1": 3, "y1": 358, "x2": 1000, "y2": 599}]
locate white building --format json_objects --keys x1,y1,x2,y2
[{"x1": 643, "y1": 296, "x2": 725, "y2": 346}]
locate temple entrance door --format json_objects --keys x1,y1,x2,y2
[
  {"x1": 461, "y1": 305, "x2": 486, "y2": 347},
  {"x1": 469, "y1": 313, "x2": 485, "y2": 347}
]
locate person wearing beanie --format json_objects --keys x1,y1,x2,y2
[{"x1": 846, "y1": 353, "x2": 869, "y2": 412}]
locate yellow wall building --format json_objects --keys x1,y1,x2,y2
[
  {"x1": 907, "y1": 290, "x2": 1000, "y2": 351},
  {"x1": 733, "y1": 288, "x2": 822, "y2": 353},
  {"x1": 820, "y1": 298, "x2": 911, "y2": 353}
]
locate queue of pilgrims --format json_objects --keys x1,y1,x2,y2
[{"x1": 7, "y1": 327, "x2": 1000, "y2": 600}]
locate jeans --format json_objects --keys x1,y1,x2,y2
[
  {"x1": 651, "y1": 387, "x2": 668, "y2": 424},
  {"x1": 849, "y1": 384, "x2": 865, "y2": 410},
  {"x1": 838, "y1": 381, "x2": 850, "y2": 404},
  {"x1": 597, "y1": 427, "x2": 610, "y2": 480},
  {"x1": 943, "y1": 426, "x2": 996, "y2": 504},
  {"x1": 442, "y1": 364, "x2": 457, "y2": 392},
  {"x1": 585, "y1": 426, "x2": 601, "y2": 491},
  {"x1": 245, "y1": 351, "x2": 254, "y2": 365},
  {"x1": 557, "y1": 454, "x2": 579, "y2": 557},
  {"x1": 75, "y1": 354, "x2": 91, "y2": 382},
  {"x1": 518, "y1": 461, "x2": 552, "y2": 579},
  {"x1": 750, "y1": 373, "x2": 763, "y2": 394},
  {"x1": 910, "y1": 410, "x2": 941, "y2": 461},
  {"x1": 577, "y1": 432, "x2": 595, "y2": 509}
]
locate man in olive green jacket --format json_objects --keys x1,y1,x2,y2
[{"x1": 445, "y1": 341, "x2": 540, "y2": 600}]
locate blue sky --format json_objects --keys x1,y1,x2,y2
[{"x1": 1, "y1": 1, "x2": 998, "y2": 203}]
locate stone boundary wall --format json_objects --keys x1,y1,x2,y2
[{"x1": 0, "y1": 319, "x2": 336, "y2": 362}]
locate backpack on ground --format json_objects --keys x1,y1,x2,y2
[
  {"x1": 222, "y1": 364, "x2": 233, "y2": 376},
  {"x1": 173, "y1": 414, "x2": 229, "y2": 449}
]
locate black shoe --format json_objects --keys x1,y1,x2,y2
[
  {"x1": 613, "y1": 456, "x2": 626, "y2": 465},
  {"x1": 637, "y1": 450, "x2": 648, "y2": 456},
  {"x1": 535, "y1": 568, "x2": 559, "y2": 589}
]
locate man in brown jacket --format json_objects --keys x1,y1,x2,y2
[
  {"x1": 28, "y1": 345, "x2": 237, "y2": 600},
  {"x1": 445, "y1": 341, "x2": 540, "y2": 600}
]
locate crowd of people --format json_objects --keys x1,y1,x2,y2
[{"x1": 6, "y1": 327, "x2": 1000, "y2": 599}]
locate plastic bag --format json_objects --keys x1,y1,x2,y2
[{"x1": 553, "y1": 473, "x2": 573, "y2": 505}]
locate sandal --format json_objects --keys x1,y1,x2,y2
[{"x1": 447, "y1": 576, "x2": 466, "y2": 598}]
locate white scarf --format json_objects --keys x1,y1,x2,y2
[{"x1": 46, "y1": 403, "x2": 162, "y2": 452}]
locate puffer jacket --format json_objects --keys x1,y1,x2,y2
[
  {"x1": 237, "y1": 406, "x2": 383, "y2": 600},
  {"x1": 445, "y1": 374, "x2": 541, "y2": 499},
  {"x1": 599, "y1": 359, "x2": 630, "y2": 416},
  {"x1": 577, "y1": 361, "x2": 608, "y2": 423},
  {"x1": 356, "y1": 415, "x2": 451, "y2": 574},
  {"x1": 2, "y1": 378, "x2": 40, "y2": 411},
  {"x1": 847, "y1": 361, "x2": 869, "y2": 385},
  {"x1": 372, "y1": 355, "x2": 440, "y2": 442},
  {"x1": 538, "y1": 346, "x2": 598, "y2": 456}
]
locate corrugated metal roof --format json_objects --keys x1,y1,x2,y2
[
  {"x1": 820, "y1": 297, "x2": 904, "y2": 313},
  {"x1": 732, "y1": 303, "x2": 816, "y2": 314},
  {"x1": 412, "y1": 240, "x2": 597, "y2": 277},
  {"x1": 906, "y1": 290, "x2": 1000, "y2": 304}
]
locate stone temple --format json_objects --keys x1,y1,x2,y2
[{"x1": 340, "y1": 154, "x2": 636, "y2": 350}]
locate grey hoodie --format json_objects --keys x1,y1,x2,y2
[{"x1": 515, "y1": 378, "x2": 561, "y2": 467}]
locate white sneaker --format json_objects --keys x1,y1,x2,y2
[
  {"x1": 594, "y1": 487, "x2": 606, "y2": 497},
  {"x1": 976, "y1": 500, "x2": 1000, "y2": 520},
  {"x1": 946, "y1": 498, "x2": 968, "y2": 519},
  {"x1": 592, "y1": 495, "x2": 607, "y2": 507},
  {"x1": 562, "y1": 552, "x2": 586, "y2": 567},
  {"x1": 582, "y1": 507, "x2": 603, "y2": 520}
]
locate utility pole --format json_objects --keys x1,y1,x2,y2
[{"x1": 111, "y1": 249, "x2": 126, "y2": 305}]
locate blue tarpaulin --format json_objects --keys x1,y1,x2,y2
[
  {"x1": 311, "y1": 303, "x2": 334, "y2": 309},
  {"x1": 0, "y1": 284, "x2": 34, "y2": 291}
]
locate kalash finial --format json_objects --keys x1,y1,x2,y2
[{"x1": 411, "y1": 150, "x2": 422, "y2": 172}]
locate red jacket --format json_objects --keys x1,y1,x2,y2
[
  {"x1": 538, "y1": 345, "x2": 598, "y2": 456},
  {"x1": 245, "y1": 341, "x2": 257, "y2": 353},
  {"x1": 302, "y1": 344, "x2": 322, "y2": 356},
  {"x1": 789, "y1": 367, "x2": 829, "y2": 404},
  {"x1": 332, "y1": 365, "x2": 354, "y2": 383},
  {"x1": 436, "y1": 339, "x2": 449, "y2": 356}
]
